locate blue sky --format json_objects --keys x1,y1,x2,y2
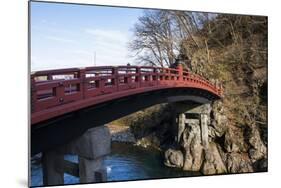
[{"x1": 31, "y1": 2, "x2": 143, "y2": 71}]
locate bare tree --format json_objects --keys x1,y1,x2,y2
[
  {"x1": 129, "y1": 10, "x2": 180, "y2": 67},
  {"x1": 129, "y1": 9, "x2": 224, "y2": 68}
]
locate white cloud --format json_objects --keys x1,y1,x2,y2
[
  {"x1": 46, "y1": 36, "x2": 75, "y2": 43},
  {"x1": 84, "y1": 28, "x2": 133, "y2": 66},
  {"x1": 31, "y1": 28, "x2": 134, "y2": 71},
  {"x1": 85, "y1": 28, "x2": 127, "y2": 43},
  {"x1": 73, "y1": 50, "x2": 93, "y2": 56}
]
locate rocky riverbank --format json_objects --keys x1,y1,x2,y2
[
  {"x1": 163, "y1": 101, "x2": 267, "y2": 175},
  {"x1": 112, "y1": 99, "x2": 267, "y2": 175},
  {"x1": 107, "y1": 124, "x2": 136, "y2": 143},
  {"x1": 107, "y1": 123, "x2": 164, "y2": 150}
]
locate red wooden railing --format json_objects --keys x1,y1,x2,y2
[{"x1": 31, "y1": 65, "x2": 223, "y2": 124}]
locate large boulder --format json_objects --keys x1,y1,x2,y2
[{"x1": 164, "y1": 149, "x2": 184, "y2": 168}]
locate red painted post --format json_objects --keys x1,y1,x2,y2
[
  {"x1": 56, "y1": 82, "x2": 65, "y2": 105},
  {"x1": 113, "y1": 67, "x2": 119, "y2": 92},
  {"x1": 153, "y1": 67, "x2": 157, "y2": 85},
  {"x1": 47, "y1": 74, "x2": 52, "y2": 81},
  {"x1": 99, "y1": 74, "x2": 105, "y2": 94},
  {"x1": 177, "y1": 64, "x2": 183, "y2": 82},
  {"x1": 79, "y1": 69, "x2": 86, "y2": 99},
  {"x1": 167, "y1": 69, "x2": 171, "y2": 81},
  {"x1": 136, "y1": 67, "x2": 141, "y2": 88},
  {"x1": 126, "y1": 67, "x2": 132, "y2": 86}
]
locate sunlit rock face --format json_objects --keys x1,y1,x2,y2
[{"x1": 162, "y1": 100, "x2": 267, "y2": 175}]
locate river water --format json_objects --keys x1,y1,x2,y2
[{"x1": 31, "y1": 142, "x2": 199, "y2": 187}]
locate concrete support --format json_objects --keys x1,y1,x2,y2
[
  {"x1": 65, "y1": 126, "x2": 111, "y2": 183},
  {"x1": 79, "y1": 157, "x2": 107, "y2": 183},
  {"x1": 42, "y1": 150, "x2": 64, "y2": 186},
  {"x1": 200, "y1": 114, "x2": 209, "y2": 149},
  {"x1": 177, "y1": 113, "x2": 186, "y2": 143},
  {"x1": 165, "y1": 102, "x2": 211, "y2": 171},
  {"x1": 41, "y1": 125, "x2": 111, "y2": 186},
  {"x1": 186, "y1": 104, "x2": 211, "y2": 149},
  {"x1": 61, "y1": 126, "x2": 111, "y2": 159},
  {"x1": 173, "y1": 102, "x2": 211, "y2": 148}
]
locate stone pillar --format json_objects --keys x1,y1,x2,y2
[
  {"x1": 60, "y1": 126, "x2": 111, "y2": 183},
  {"x1": 182, "y1": 118, "x2": 203, "y2": 171},
  {"x1": 42, "y1": 150, "x2": 64, "y2": 186},
  {"x1": 79, "y1": 157, "x2": 107, "y2": 183},
  {"x1": 200, "y1": 114, "x2": 209, "y2": 149},
  {"x1": 177, "y1": 113, "x2": 186, "y2": 143},
  {"x1": 41, "y1": 125, "x2": 111, "y2": 186},
  {"x1": 185, "y1": 104, "x2": 211, "y2": 149},
  {"x1": 168, "y1": 102, "x2": 211, "y2": 172}
]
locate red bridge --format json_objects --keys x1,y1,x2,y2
[{"x1": 31, "y1": 64, "x2": 222, "y2": 155}]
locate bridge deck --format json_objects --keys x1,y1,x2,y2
[{"x1": 31, "y1": 65, "x2": 223, "y2": 125}]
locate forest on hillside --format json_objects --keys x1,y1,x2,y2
[
  {"x1": 128, "y1": 10, "x2": 267, "y2": 138},
  {"x1": 113, "y1": 10, "x2": 268, "y2": 174}
]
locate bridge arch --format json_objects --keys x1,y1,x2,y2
[{"x1": 31, "y1": 65, "x2": 222, "y2": 155}]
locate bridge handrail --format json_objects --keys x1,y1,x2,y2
[{"x1": 31, "y1": 65, "x2": 223, "y2": 113}]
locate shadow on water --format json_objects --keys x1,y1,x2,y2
[{"x1": 31, "y1": 142, "x2": 200, "y2": 186}]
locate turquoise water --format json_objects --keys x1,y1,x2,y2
[{"x1": 31, "y1": 142, "x2": 199, "y2": 187}]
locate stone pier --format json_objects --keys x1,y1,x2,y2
[
  {"x1": 165, "y1": 102, "x2": 211, "y2": 170},
  {"x1": 173, "y1": 102, "x2": 211, "y2": 149},
  {"x1": 42, "y1": 150, "x2": 64, "y2": 185},
  {"x1": 42, "y1": 126, "x2": 111, "y2": 186},
  {"x1": 177, "y1": 113, "x2": 186, "y2": 143},
  {"x1": 200, "y1": 113, "x2": 209, "y2": 149},
  {"x1": 168, "y1": 102, "x2": 228, "y2": 174}
]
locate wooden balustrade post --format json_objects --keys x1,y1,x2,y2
[
  {"x1": 153, "y1": 67, "x2": 158, "y2": 84},
  {"x1": 167, "y1": 69, "x2": 171, "y2": 81},
  {"x1": 56, "y1": 81, "x2": 65, "y2": 105},
  {"x1": 159, "y1": 67, "x2": 164, "y2": 81},
  {"x1": 47, "y1": 74, "x2": 52, "y2": 81},
  {"x1": 177, "y1": 64, "x2": 183, "y2": 81},
  {"x1": 126, "y1": 67, "x2": 132, "y2": 85},
  {"x1": 136, "y1": 67, "x2": 141, "y2": 88},
  {"x1": 113, "y1": 67, "x2": 119, "y2": 91},
  {"x1": 99, "y1": 75, "x2": 105, "y2": 94},
  {"x1": 185, "y1": 68, "x2": 190, "y2": 82},
  {"x1": 79, "y1": 69, "x2": 86, "y2": 99}
]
